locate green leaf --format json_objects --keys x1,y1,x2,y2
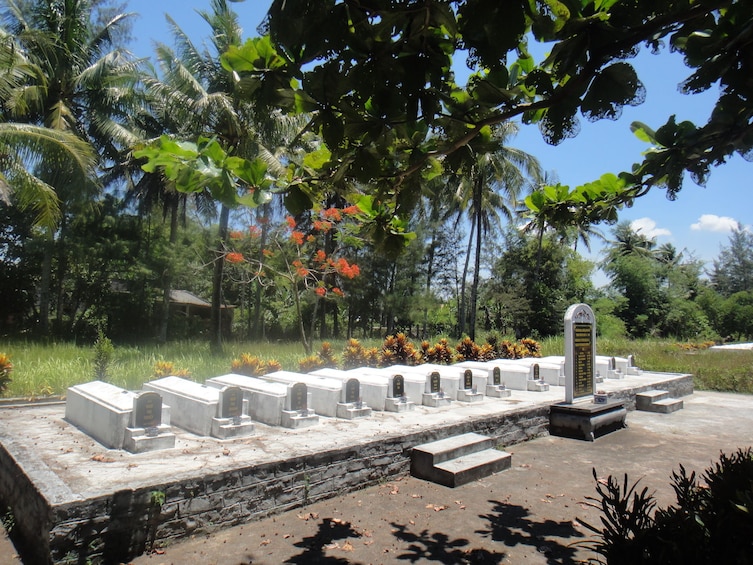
[{"x1": 284, "y1": 185, "x2": 313, "y2": 215}]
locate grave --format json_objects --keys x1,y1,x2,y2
[
  {"x1": 596, "y1": 356, "x2": 626, "y2": 379},
  {"x1": 206, "y1": 374, "x2": 319, "y2": 428},
  {"x1": 421, "y1": 369, "x2": 452, "y2": 407},
  {"x1": 353, "y1": 367, "x2": 423, "y2": 410},
  {"x1": 390, "y1": 364, "x2": 461, "y2": 401},
  {"x1": 456, "y1": 368, "x2": 484, "y2": 403},
  {"x1": 263, "y1": 371, "x2": 371, "y2": 419},
  {"x1": 549, "y1": 303, "x2": 627, "y2": 441},
  {"x1": 143, "y1": 376, "x2": 254, "y2": 439},
  {"x1": 311, "y1": 368, "x2": 389, "y2": 411},
  {"x1": 65, "y1": 380, "x2": 175, "y2": 453},
  {"x1": 456, "y1": 360, "x2": 548, "y2": 391},
  {"x1": 504, "y1": 358, "x2": 564, "y2": 386},
  {"x1": 483, "y1": 365, "x2": 512, "y2": 397}
]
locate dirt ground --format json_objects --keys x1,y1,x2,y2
[{"x1": 2, "y1": 390, "x2": 751, "y2": 565}]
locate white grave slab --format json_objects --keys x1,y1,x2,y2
[
  {"x1": 207, "y1": 374, "x2": 319, "y2": 428},
  {"x1": 263, "y1": 371, "x2": 371, "y2": 419},
  {"x1": 352, "y1": 367, "x2": 422, "y2": 411},
  {"x1": 65, "y1": 380, "x2": 174, "y2": 453},
  {"x1": 143, "y1": 376, "x2": 254, "y2": 439},
  {"x1": 389, "y1": 364, "x2": 461, "y2": 401},
  {"x1": 456, "y1": 360, "x2": 548, "y2": 391},
  {"x1": 311, "y1": 368, "x2": 389, "y2": 411},
  {"x1": 504, "y1": 358, "x2": 564, "y2": 386},
  {"x1": 386, "y1": 365, "x2": 453, "y2": 406}
]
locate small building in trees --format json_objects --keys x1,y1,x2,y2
[{"x1": 165, "y1": 290, "x2": 235, "y2": 339}]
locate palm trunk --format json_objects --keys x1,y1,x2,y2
[
  {"x1": 158, "y1": 198, "x2": 179, "y2": 343},
  {"x1": 210, "y1": 204, "x2": 230, "y2": 353},
  {"x1": 469, "y1": 180, "x2": 483, "y2": 342},
  {"x1": 459, "y1": 216, "x2": 475, "y2": 336}
]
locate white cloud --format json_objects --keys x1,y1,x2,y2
[
  {"x1": 630, "y1": 217, "x2": 671, "y2": 239},
  {"x1": 690, "y1": 214, "x2": 739, "y2": 233}
]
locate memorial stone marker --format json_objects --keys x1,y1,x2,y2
[
  {"x1": 392, "y1": 374, "x2": 405, "y2": 399},
  {"x1": 564, "y1": 303, "x2": 595, "y2": 404}
]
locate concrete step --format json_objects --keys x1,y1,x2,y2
[
  {"x1": 411, "y1": 433, "x2": 511, "y2": 487},
  {"x1": 644, "y1": 398, "x2": 684, "y2": 414},
  {"x1": 431, "y1": 449, "x2": 512, "y2": 488},
  {"x1": 636, "y1": 390, "x2": 670, "y2": 411},
  {"x1": 412, "y1": 432, "x2": 495, "y2": 467}
]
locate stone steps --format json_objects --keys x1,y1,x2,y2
[
  {"x1": 410, "y1": 432, "x2": 512, "y2": 488},
  {"x1": 636, "y1": 390, "x2": 684, "y2": 413}
]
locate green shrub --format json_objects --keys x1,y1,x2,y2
[
  {"x1": 93, "y1": 330, "x2": 114, "y2": 381},
  {"x1": 581, "y1": 447, "x2": 753, "y2": 564}
]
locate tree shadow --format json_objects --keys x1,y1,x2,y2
[
  {"x1": 475, "y1": 500, "x2": 585, "y2": 564},
  {"x1": 286, "y1": 516, "x2": 364, "y2": 564},
  {"x1": 390, "y1": 522, "x2": 506, "y2": 564}
]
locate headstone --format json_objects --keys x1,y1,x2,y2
[
  {"x1": 291, "y1": 382, "x2": 308, "y2": 412},
  {"x1": 564, "y1": 303, "x2": 596, "y2": 403},
  {"x1": 429, "y1": 371, "x2": 441, "y2": 394},
  {"x1": 533, "y1": 364, "x2": 540, "y2": 381},
  {"x1": 219, "y1": 386, "x2": 243, "y2": 419},
  {"x1": 492, "y1": 366, "x2": 501, "y2": 386},
  {"x1": 463, "y1": 369, "x2": 473, "y2": 390},
  {"x1": 392, "y1": 374, "x2": 405, "y2": 398},
  {"x1": 345, "y1": 378, "x2": 360, "y2": 404},
  {"x1": 133, "y1": 391, "x2": 162, "y2": 430}
]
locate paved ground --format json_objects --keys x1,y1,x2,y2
[{"x1": 2, "y1": 390, "x2": 752, "y2": 564}]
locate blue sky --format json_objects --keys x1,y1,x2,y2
[{"x1": 127, "y1": 1, "x2": 750, "y2": 285}]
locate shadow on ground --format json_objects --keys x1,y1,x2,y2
[
  {"x1": 390, "y1": 522, "x2": 506, "y2": 564},
  {"x1": 476, "y1": 500, "x2": 586, "y2": 564},
  {"x1": 287, "y1": 516, "x2": 364, "y2": 564}
]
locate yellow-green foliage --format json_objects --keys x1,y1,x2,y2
[
  {"x1": 380, "y1": 333, "x2": 422, "y2": 367},
  {"x1": 420, "y1": 339, "x2": 454, "y2": 365},
  {"x1": 231, "y1": 354, "x2": 281, "y2": 377},
  {"x1": 152, "y1": 361, "x2": 191, "y2": 379},
  {"x1": 0, "y1": 353, "x2": 13, "y2": 393},
  {"x1": 455, "y1": 337, "x2": 482, "y2": 361},
  {"x1": 341, "y1": 339, "x2": 380, "y2": 370}
]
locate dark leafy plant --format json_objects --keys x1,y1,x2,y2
[
  {"x1": 93, "y1": 330, "x2": 114, "y2": 381},
  {"x1": 0, "y1": 353, "x2": 12, "y2": 394},
  {"x1": 580, "y1": 448, "x2": 753, "y2": 564},
  {"x1": 380, "y1": 333, "x2": 421, "y2": 367}
]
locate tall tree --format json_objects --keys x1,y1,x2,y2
[
  {"x1": 710, "y1": 226, "x2": 753, "y2": 297},
  {"x1": 1, "y1": 0, "x2": 136, "y2": 334},
  {"x1": 450, "y1": 122, "x2": 542, "y2": 339}
]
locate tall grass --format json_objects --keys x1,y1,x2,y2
[{"x1": 1, "y1": 337, "x2": 751, "y2": 397}]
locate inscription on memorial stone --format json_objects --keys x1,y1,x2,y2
[
  {"x1": 463, "y1": 369, "x2": 473, "y2": 390},
  {"x1": 429, "y1": 372, "x2": 441, "y2": 394},
  {"x1": 291, "y1": 382, "x2": 307, "y2": 411},
  {"x1": 573, "y1": 323, "x2": 594, "y2": 398},
  {"x1": 492, "y1": 366, "x2": 501, "y2": 386},
  {"x1": 134, "y1": 391, "x2": 161, "y2": 429},
  {"x1": 392, "y1": 374, "x2": 405, "y2": 398},
  {"x1": 220, "y1": 386, "x2": 243, "y2": 419},
  {"x1": 345, "y1": 378, "x2": 360, "y2": 403}
]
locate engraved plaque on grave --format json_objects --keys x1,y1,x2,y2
[
  {"x1": 133, "y1": 391, "x2": 161, "y2": 429},
  {"x1": 291, "y1": 382, "x2": 307, "y2": 411},
  {"x1": 392, "y1": 374, "x2": 405, "y2": 398},
  {"x1": 429, "y1": 371, "x2": 441, "y2": 394},
  {"x1": 610, "y1": 357, "x2": 616, "y2": 370},
  {"x1": 220, "y1": 386, "x2": 243, "y2": 419},
  {"x1": 492, "y1": 366, "x2": 501, "y2": 386},
  {"x1": 345, "y1": 378, "x2": 360, "y2": 403},
  {"x1": 463, "y1": 369, "x2": 473, "y2": 390},
  {"x1": 533, "y1": 364, "x2": 540, "y2": 381},
  {"x1": 573, "y1": 323, "x2": 594, "y2": 397}
]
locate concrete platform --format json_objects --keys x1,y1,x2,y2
[{"x1": 0, "y1": 370, "x2": 693, "y2": 564}]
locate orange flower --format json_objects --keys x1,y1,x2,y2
[
  {"x1": 249, "y1": 225, "x2": 261, "y2": 238},
  {"x1": 323, "y1": 208, "x2": 342, "y2": 221},
  {"x1": 314, "y1": 249, "x2": 327, "y2": 263},
  {"x1": 343, "y1": 205, "x2": 360, "y2": 215},
  {"x1": 306, "y1": 234, "x2": 316, "y2": 243},
  {"x1": 226, "y1": 252, "x2": 244, "y2": 264},
  {"x1": 315, "y1": 287, "x2": 326, "y2": 297},
  {"x1": 262, "y1": 248, "x2": 274, "y2": 257},
  {"x1": 229, "y1": 230, "x2": 244, "y2": 240},
  {"x1": 297, "y1": 267, "x2": 310, "y2": 277},
  {"x1": 332, "y1": 287, "x2": 344, "y2": 297},
  {"x1": 285, "y1": 215, "x2": 296, "y2": 229},
  {"x1": 291, "y1": 231, "x2": 305, "y2": 245},
  {"x1": 313, "y1": 220, "x2": 332, "y2": 232}
]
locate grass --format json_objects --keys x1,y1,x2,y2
[{"x1": 0, "y1": 336, "x2": 751, "y2": 398}]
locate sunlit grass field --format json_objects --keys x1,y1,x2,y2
[{"x1": 1, "y1": 336, "x2": 751, "y2": 398}]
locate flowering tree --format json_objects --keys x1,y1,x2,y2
[{"x1": 224, "y1": 205, "x2": 362, "y2": 353}]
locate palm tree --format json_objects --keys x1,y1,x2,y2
[
  {"x1": 136, "y1": 0, "x2": 307, "y2": 350},
  {"x1": 451, "y1": 122, "x2": 542, "y2": 340},
  {"x1": 1, "y1": 0, "x2": 137, "y2": 333}
]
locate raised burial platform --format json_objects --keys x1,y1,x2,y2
[{"x1": 0, "y1": 371, "x2": 692, "y2": 565}]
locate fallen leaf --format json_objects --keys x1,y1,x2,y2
[
  {"x1": 331, "y1": 518, "x2": 343, "y2": 524},
  {"x1": 222, "y1": 448, "x2": 231, "y2": 456},
  {"x1": 259, "y1": 539, "x2": 270, "y2": 546},
  {"x1": 342, "y1": 541, "x2": 354, "y2": 552},
  {"x1": 409, "y1": 520, "x2": 415, "y2": 525},
  {"x1": 283, "y1": 534, "x2": 291, "y2": 539},
  {"x1": 91, "y1": 454, "x2": 115, "y2": 463},
  {"x1": 411, "y1": 494, "x2": 422, "y2": 499},
  {"x1": 324, "y1": 542, "x2": 340, "y2": 550},
  {"x1": 364, "y1": 540, "x2": 374, "y2": 546},
  {"x1": 459, "y1": 505, "x2": 466, "y2": 510},
  {"x1": 390, "y1": 486, "x2": 399, "y2": 495},
  {"x1": 454, "y1": 500, "x2": 463, "y2": 505}
]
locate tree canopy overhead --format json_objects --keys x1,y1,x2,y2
[{"x1": 209, "y1": 0, "x2": 753, "y2": 244}]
